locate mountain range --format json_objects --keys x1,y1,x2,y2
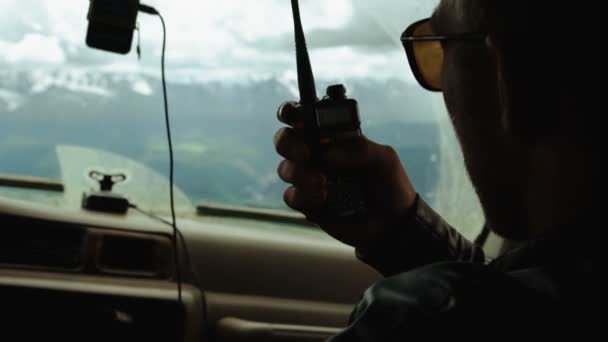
[{"x1": 0, "y1": 69, "x2": 440, "y2": 209}]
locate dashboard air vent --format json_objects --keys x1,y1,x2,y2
[
  {"x1": 96, "y1": 234, "x2": 171, "y2": 278},
  {"x1": 0, "y1": 220, "x2": 85, "y2": 270}
]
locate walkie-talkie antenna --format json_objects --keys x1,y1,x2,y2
[{"x1": 291, "y1": 0, "x2": 317, "y2": 106}]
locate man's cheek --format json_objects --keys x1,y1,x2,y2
[
  {"x1": 445, "y1": 52, "x2": 500, "y2": 130},
  {"x1": 442, "y1": 59, "x2": 471, "y2": 141},
  {"x1": 441, "y1": 57, "x2": 459, "y2": 118}
]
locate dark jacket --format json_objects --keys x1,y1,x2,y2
[{"x1": 329, "y1": 196, "x2": 606, "y2": 340}]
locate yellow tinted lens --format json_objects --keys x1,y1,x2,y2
[{"x1": 413, "y1": 21, "x2": 444, "y2": 90}]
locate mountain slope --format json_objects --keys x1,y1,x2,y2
[{"x1": 0, "y1": 70, "x2": 440, "y2": 208}]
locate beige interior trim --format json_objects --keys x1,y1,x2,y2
[
  {"x1": 216, "y1": 317, "x2": 341, "y2": 342},
  {"x1": 0, "y1": 196, "x2": 169, "y2": 234},
  {"x1": 0, "y1": 269, "x2": 187, "y2": 298},
  {"x1": 206, "y1": 291, "x2": 353, "y2": 328},
  {"x1": 0, "y1": 196, "x2": 380, "y2": 332},
  {"x1": 0, "y1": 269, "x2": 204, "y2": 342}
]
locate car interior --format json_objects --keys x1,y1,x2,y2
[{"x1": 0, "y1": 0, "x2": 508, "y2": 341}]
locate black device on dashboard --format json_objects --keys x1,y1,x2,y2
[
  {"x1": 289, "y1": 0, "x2": 367, "y2": 221},
  {"x1": 82, "y1": 170, "x2": 130, "y2": 214},
  {"x1": 86, "y1": 0, "x2": 140, "y2": 54}
]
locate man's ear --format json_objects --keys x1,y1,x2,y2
[{"x1": 487, "y1": 34, "x2": 555, "y2": 143}]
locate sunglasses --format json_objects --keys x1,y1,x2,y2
[{"x1": 401, "y1": 18, "x2": 485, "y2": 91}]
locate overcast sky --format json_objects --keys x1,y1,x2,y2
[{"x1": 0, "y1": 0, "x2": 439, "y2": 81}]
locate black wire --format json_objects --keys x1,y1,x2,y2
[
  {"x1": 129, "y1": 203, "x2": 209, "y2": 331},
  {"x1": 140, "y1": 5, "x2": 182, "y2": 304},
  {"x1": 129, "y1": 203, "x2": 172, "y2": 226},
  {"x1": 128, "y1": 204, "x2": 202, "y2": 288},
  {"x1": 158, "y1": 12, "x2": 183, "y2": 305}
]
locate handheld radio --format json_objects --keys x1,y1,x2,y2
[{"x1": 289, "y1": 0, "x2": 367, "y2": 221}]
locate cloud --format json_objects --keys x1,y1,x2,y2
[
  {"x1": 0, "y1": 88, "x2": 25, "y2": 111},
  {"x1": 132, "y1": 79, "x2": 153, "y2": 96},
  {"x1": 308, "y1": 47, "x2": 412, "y2": 81},
  {"x1": 0, "y1": 34, "x2": 66, "y2": 65},
  {"x1": 0, "y1": 0, "x2": 440, "y2": 81},
  {"x1": 252, "y1": 0, "x2": 439, "y2": 51}
]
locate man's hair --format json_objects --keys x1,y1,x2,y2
[{"x1": 483, "y1": 1, "x2": 603, "y2": 139}]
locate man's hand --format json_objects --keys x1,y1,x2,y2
[{"x1": 274, "y1": 101, "x2": 418, "y2": 250}]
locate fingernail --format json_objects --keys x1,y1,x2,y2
[
  {"x1": 278, "y1": 160, "x2": 287, "y2": 176},
  {"x1": 273, "y1": 128, "x2": 284, "y2": 146},
  {"x1": 277, "y1": 103, "x2": 290, "y2": 121}
]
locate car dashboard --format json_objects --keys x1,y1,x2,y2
[
  {"x1": 0, "y1": 193, "x2": 381, "y2": 342},
  {"x1": 0, "y1": 196, "x2": 203, "y2": 342}
]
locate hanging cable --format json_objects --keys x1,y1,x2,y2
[
  {"x1": 129, "y1": 203, "x2": 202, "y2": 289},
  {"x1": 138, "y1": 3, "x2": 182, "y2": 304}
]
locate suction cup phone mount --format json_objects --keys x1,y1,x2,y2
[
  {"x1": 89, "y1": 171, "x2": 127, "y2": 192},
  {"x1": 82, "y1": 170, "x2": 130, "y2": 214}
]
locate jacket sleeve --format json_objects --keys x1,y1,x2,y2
[
  {"x1": 354, "y1": 195, "x2": 486, "y2": 277},
  {"x1": 327, "y1": 262, "x2": 567, "y2": 342}
]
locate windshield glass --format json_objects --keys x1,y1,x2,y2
[{"x1": 0, "y1": 0, "x2": 484, "y2": 238}]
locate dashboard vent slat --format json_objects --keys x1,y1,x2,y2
[{"x1": 0, "y1": 219, "x2": 85, "y2": 270}]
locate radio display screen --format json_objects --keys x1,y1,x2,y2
[{"x1": 317, "y1": 106, "x2": 353, "y2": 127}]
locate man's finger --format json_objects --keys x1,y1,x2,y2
[
  {"x1": 274, "y1": 127, "x2": 310, "y2": 163},
  {"x1": 325, "y1": 137, "x2": 396, "y2": 170},
  {"x1": 278, "y1": 159, "x2": 326, "y2": 188},
  {"x1": 283, "y1": 186, "x2": 326, "y2": 213},
  {"x1": 277, "y1": 101, "x2": 303, "y2": 127}
]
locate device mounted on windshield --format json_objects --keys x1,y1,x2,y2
[
  {"x1": 86, "y1": 0, "x2": 140, "y2": 54},
  {"x1": 82, "y1": 170, "x2": 130, "y2": 214},
  {"x1": 290, "y1": 0, "x2": 367, "y2": 221}
]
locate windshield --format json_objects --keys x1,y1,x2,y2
[{"x1": 0, "y1": 0, "x2": 484, "y2": 238}]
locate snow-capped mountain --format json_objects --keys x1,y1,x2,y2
[
  {"x1": 0, "y1": 68, "x2": 440, "y2": 208},
  {"x1": 0, "y1": 68, "x2": 436, "y2": 122}
]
